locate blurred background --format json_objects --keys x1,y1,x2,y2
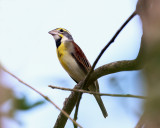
[{"x1": 0, "y1": 0, "x2": 144, "y2": 127}]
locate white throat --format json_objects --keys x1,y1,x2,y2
[{"x1": 53, "y1": 35, "x2": 60, "y2": 40}]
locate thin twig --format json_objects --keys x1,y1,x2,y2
[
  {"x1": 82, "y1": 11, "x2": 137, "y2": 90},
  {"x1": 0, "y1": 65, "x2": 82, "y2": 128},
  {"x1": 49, "y1": 85, "x2": 146, "y2": 99}
]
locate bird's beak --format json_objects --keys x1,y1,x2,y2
[{"x1": 48, "y1": 30, "x2": 59, "y2": 36}]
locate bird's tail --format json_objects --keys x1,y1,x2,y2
[
  {"x1": 88, "y1": 81, "x2": 108, "y2": 118},
  {"x1": 94, "y1": 93, "x2": 108, "y2": 118}
]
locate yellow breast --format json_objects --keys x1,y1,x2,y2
[{"x1": 57, "y1": 43, "x2": 70, "y2": 72}]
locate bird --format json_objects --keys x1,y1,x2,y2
[{"x1": 48, "y1": 28, "x2": 108, "y2": 118}]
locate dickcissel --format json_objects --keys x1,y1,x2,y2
[{"x1": 49, "y1": 28, "x2": 108, "y2": 118}]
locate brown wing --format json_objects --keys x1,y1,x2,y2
[
  {"x1": 71, "y1": 41, "x2": 91, "y2": 75},
  {"x1": 71, "y1": 42, "x2": 108, "y2": 117}
]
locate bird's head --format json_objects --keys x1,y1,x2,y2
[{"x1": 49, "y1": 28, "x2": 73, "y2": 48}]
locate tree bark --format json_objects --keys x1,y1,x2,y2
[{"x1": 136, "y1": 0, "x2": 160, "y2": 127}]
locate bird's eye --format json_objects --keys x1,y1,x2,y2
[{"x1": 59, "y1": 29, "x2": 64, "y2": 33}]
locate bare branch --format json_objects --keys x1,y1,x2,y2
[
  {"x1": 49, "y1": 85, "x2": 146, "y2": 99},
  {"x1": 90, "y1": 60, "x2": 141, "y2": 83},
  {"x1": 82, "y1": 11, "x2": 137, "y2": 90},
  {"x1": 53, "y1": 82, "x2": 83, "y2": 128},
  {"x1": 0, "y1": 64, "x2": 82, "y2": 128}
]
